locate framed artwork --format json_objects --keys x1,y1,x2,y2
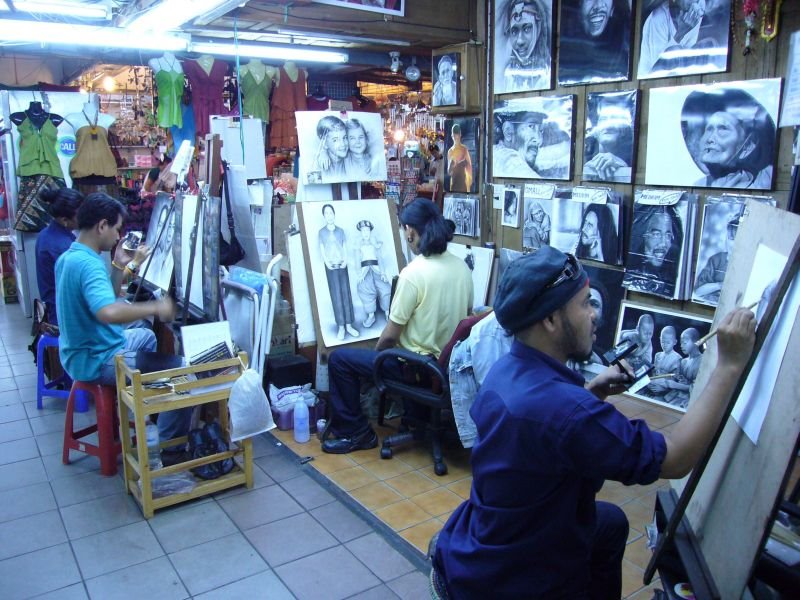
[
  {"x1": 583, "y1": 263, "x2": 624, "y2": 358},
  {"x1": 312, "y1": 0, "x2": 404, "y2": 16},
  {"x1": 202, "y1": 191, "x2": 221, "y2": 322},
  {"x1": 174, "y1": 194, "x2": 204, "y2": 317},
  {"x1": 528, "y1": 187, "x2": 624, "y2": 265},
  {"x1": 583, "y1": 90, "x2": 639, "y2": 184},
  {"x1": 432, "y1": 52, "x2": 460, "y2": 108},
  {"x1": 493, "y1": 95, "x2": 574, "y2": 180},
  {"x1": 141, "y1": 192, "x2": 176, "y2": 292},
  {"x1": 502, "y1": 185, "x2": 520, "y2": 228},
  {"x1": 493, "y1": 0, "x2": 554, "y2": 94},
  {"x1": 443, "y1": 117, "x2": 480, "y2": 194},
  {"x1": 443, "y1": 194, "x2": 480, "y2": 238},
  {"x1": 447, "y1": 243, "x2": 495, "y2": 308},
  {"x1": 637, "y1": 0, "x2": 731, "y2": 80},
  {"x1": 296, "y1": 111, "x2": 387, "y2": 185},
  {"x1": 623, "y1": 190, "x2": 698, "y2": 300},
  {"x1": 645, "y1": 78, "x2": 781, "y2": 190},
  {"x1": 297, "y1": 199, "x2": 402, "y2": 349},
  {"x1": 557, "y1": 0, "x2": 632, "y2": 86},
  {"x1": 614, "y1": 301, "x2": 712, "y2": 411}
]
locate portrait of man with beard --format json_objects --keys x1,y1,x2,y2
[
  {"x1": 493, "y1": 111, "x2": 546, "y2": 178},
  {"x1": 494, "y1": 0, "x2": 553, "y2": 94},
  {"x1": 624, "y1": 203, "x2": 685, "y2": 298},
  {"x1": 558, "y1": 0, "x2": 632, "y2": 85}
]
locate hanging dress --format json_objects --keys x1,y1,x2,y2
[
  {"x1": 240, "y1": 69, "x2": 273, "y2": 123},
  {"x1": 270, "y1": 66, "x2": 307, "y2": 149},
  {"x1": 182, "y1": 59, "x2": 229, "y2": 137},
  {"x1": 70, "y1": 123, "x2": 119, "y2": 195},
  {"x1": 154, "y1": 69, "x2": 184, "y2": 129},
  {"x1": 18, "y1": 117, "x2": 63, "y2": 178}
]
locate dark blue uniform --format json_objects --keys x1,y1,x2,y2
[
  {"x1": 35, "y1": 220, "x2": 75, "y2": 325},
  {"x1": 435, "y1": 341, "x2": 666, "y2": 598}
]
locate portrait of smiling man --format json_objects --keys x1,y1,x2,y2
[{"x1": 558, "y1": 0, "x2": 632, "y2": 85}]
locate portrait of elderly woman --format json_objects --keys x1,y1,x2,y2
[
  {"x1": 682, "y1": 87, "x2": 776, "y2": 189},
  {"x1": 558, "y1": 0, "x2": 632, "y2": 86},
  {"x1": 575, "y1": 202, "x2": 620, "y2": 265},
  {"x1": 638, "y1": 0, "x2": 731, "y2": 80},
  {"x1": 645, "y1": 79, "x2": 780, "y2": 190},
  {"x1": 583, "y1": 90, "x2": 638, "y2": 184},
  {"x1": 493, "y1": 0, "x2": 553, "y2": 94},
  {"x1": 623, "y1": 202, "x2": 686, "y2": 299}
]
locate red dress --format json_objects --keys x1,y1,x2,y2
[
  {"x1": 181, "y1": 59, "x2": 229, "y2": 137},
  {"x1": 270, "y1": 67, "x2": 307, "y2": 150}
]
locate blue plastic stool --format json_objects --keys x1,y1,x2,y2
[{"x1": 36, "y1": 334, "x2": 87, "y2": 413}]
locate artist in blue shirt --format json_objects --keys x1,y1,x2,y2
[
  {"x1": 35, "y1": 187, "x2": 83, "y2": 325},
  {"x1": 433, "y1": 247, "x2": 756, "y2": 599}
]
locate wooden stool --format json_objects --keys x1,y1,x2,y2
[{"x1": 62, "y1": 382, "x2": 121, "y2": 476}]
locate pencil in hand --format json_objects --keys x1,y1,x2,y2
[{"x1": 695, "y1": 300, "x2": 759, "y2": 348}]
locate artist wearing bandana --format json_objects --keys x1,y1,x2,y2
[{"x1": 499, "y1": 0, "x2": 552, "y2": 93}]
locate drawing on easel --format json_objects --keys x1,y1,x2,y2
[{"x1": 141, "y1": 192, "x2": 175, "y2": 291}]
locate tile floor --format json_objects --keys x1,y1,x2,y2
[{"x1": 0, "y1": 301, "x2": 431, "y2": 600}]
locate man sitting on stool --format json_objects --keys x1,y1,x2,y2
[
  {"x1": 55, "y1": 193, "x2": 190, "y2": 463},
  {"x1": 432, "y1": 246, "x2": 756, "y2": 599}
]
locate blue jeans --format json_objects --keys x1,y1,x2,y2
[
  {"x1": 328, "y1": 348, "x2": 403, "y2": 436},
  {"x1": 96, "y1": 328, "x2": 193, "y2": 450}
]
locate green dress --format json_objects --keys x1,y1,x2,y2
[
  {"x1": 17, "y1": 117, "x2": 63, "y2": 178},
  {"x1": 155, "y1": 69, "x2": 184, "y2": 129},
  {"x1": 240, "y1": 70, "x2": 272, "y2": 123}
]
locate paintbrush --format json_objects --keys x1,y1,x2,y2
[{"x1": 694, "y1": 300, "x2": 759, "y2": 348}]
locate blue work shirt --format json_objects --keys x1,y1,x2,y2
[
  {"x1": 435, "y1": 341, "x2": 667, "y2": 598},
  {"x1": 55, "y1": 242, "x2": 125, "y2": 382},
  {"x1": 35, "y1": 220, "x2": 75, "y2": 325}
]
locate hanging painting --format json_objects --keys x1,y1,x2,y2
[
  {"x1": 493, "y1": 0, "x2": 554, "y2": 94},
  {"x1": 443, "y1": 194, "x2": 480, "y2": 238},
  {"x1": 645, "y1": 78, "x2": 781, "y2": 190},
  {"x1": 141, "y1": 191, "x2": 176, "y2": 292},
  {"x1": 432, "y1": 52, "x2": 460, "y2": 108},
  {"x1": 583, "y1": 89, "x2": 639, "y2": 184},
  {"x1": 443, "y1": 116, "x2": 480, "y2": 194}
]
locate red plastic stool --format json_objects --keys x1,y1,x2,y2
[{"x1": 62, "y1": 382, "x2": 121, "y2": 476}]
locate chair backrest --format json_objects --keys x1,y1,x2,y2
[{"x1": 437, "y1": 310, "x2": 493, "y2": 370}]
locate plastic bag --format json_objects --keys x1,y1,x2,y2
[
  {"x1": 269, "y1": 382, "x2": 314, "y2": 411},
  {"x1": 139, "y1": 472, "x2": 196, "y2": 499},
  {"x1": 230, "y1": 368, "x2": 275, "y2": 441}
]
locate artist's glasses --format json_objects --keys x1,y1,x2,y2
[{"x1": 545, "y1": 254, "x2": 582, "y2": 290}]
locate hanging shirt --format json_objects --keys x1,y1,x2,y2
[
  {"x1": 70, "y1": 125, "x2": 118, "y2": 179},
  {"x1": 17, "y1": 117, "x2": 63, "y2": 178},
  {"x1": 240, "y1": 69, "x2": 273, "y2": 123},
  {"x1": 182, "y1": 59, "x2": 228, "y2": 137},
  {"x1": 155, "y1": 69, "x2": 185, "y2": 129}
]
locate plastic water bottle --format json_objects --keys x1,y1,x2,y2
[
  {"x1": 145, "y1": 417, "x2": 162, "y2": 471},
  {"x1": 293, "y1": 399, "x2": 310, "y2": 443}
]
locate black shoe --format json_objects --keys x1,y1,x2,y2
[{"x1": 322, "y1": 428, "x2": 378, "y2": 454}]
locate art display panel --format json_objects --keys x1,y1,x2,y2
[
  {"x1": 645, "y1": 78, "x2": 781, "y2": 190},
  {"x1": 443, "y1": 117, "x2": 480, "y2": 194},
  {"x1": 492, "y1": 0, "x2": 554, "y2": 95},
  {"x1": 298, "y1": 199, "x2": 401, "y2": 349},
  {"x1": 583, "y1": 90, "x2": 638, "y2": 184},
  {"x1": 141, "y1": 192, "x2": 175, "y2": 292},
  {"x1": 493, "y1": 95, "x2": 574, "y2": 180},
  {"x1": 443, "y1": 194, "x2": 480, "y2": 238},
  {"x1": 447, "y1": 243, "x2": 495, "y2": 309},
  {"x1": 614, "y1": 301, "x2": 712, "y2": 411},
  {"x1": 557, "y1": 0, "x2": 632, "y2": 86},
  {"x1": 296, "y1": 111, "x2": 387, "y2": 185},
  {"x1": 637, "y1": 0, "x2": 731, "y2": 80}
]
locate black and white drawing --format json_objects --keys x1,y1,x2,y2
[
  {"x1": 645, "y1": 79, "x2": 781, "y2": 190},
  {"x1": 493, "y1": 95, "x2": 574, "y2": 180},
  {"x1": 502, "y1": 185, "x2": 520, "y2": 227},
  {"x1": 493, "y1": 0, "x2": 554, "y2": 94},
  {"x1": 638, "y1": 0, "x2": 731, "y2": 80},
  {"x1": 558, "y1": 0, "x2": 632, "y2": 86},
  {"x1": 299, "y1": 200, "x2": 400, "y2": 349},
  {"x1": 432, "y1": 52, "x2": 460, "y2": 107},
  {"x1": 740, "y1": 243, "x2": 787, "y2": 326},
  {"x1": 615, "y1": 302, "x2": 711, "y2": 410},
  {"x1": 444, "y1": 117, "x2": 479, "y2": 194},
  {"x1": 623, "y1": 191, "x2": 696, "y2": 299},
  {"x1": 443, "y1": 194, "x2": 480, "y2": 238},
  {"x1": 692, "y1": 199, "x2": 745, "y2": 306},
  {"x1": 583, "y1": 263, "x2": 624, "y2": 358},
  {"x1": 296, "y1": 111, "x2": 387, "y2": 185},
  {"x1": 583, "y1": 90, "x2": 638, "y2": 184},
  {"x1": 141, "y1": 192, "x2": 175, "y2": 291},
  {"x1": 525, "y1": 188, "x2": 623, "y2": 265},
  {"x1": 447, "y1": 243, "x2": 495, "y2": 308}
]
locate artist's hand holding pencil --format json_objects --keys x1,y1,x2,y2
[{"x1": 714, "y1": 307, "x2": 757, "y2": 371}]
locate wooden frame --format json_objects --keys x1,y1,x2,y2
[
  {"x1": 432, "y1": 43, "x2": 483, "y2": 115},
  {"x1": 115, "y1": 352, "x2": 253, "y2": 519}
]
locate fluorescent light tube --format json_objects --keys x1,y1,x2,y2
[
  {"x1": 276, "y1": 29, "x2": 410, "y2": 47},
  {"x1": 126, "y1": 0, "x2": 239, "y2": 32},
  {"x1": 0, "y1": 19, "x2": 188, "y2": 51},
  {"x1": 0, "y1": 1, "x2": 110, "y2": 20},
  {"x1": 191, "y1": 41, "x2": 348, "y2": 64}
]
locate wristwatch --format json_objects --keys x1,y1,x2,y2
[{"x1": 126, "y1": 261, "x2": 139, "y2": 274}]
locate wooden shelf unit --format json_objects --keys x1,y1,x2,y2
[{"x1": 115, "y1": 352, "x2": 253, "y2": 518}]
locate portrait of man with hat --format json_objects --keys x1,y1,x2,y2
[
  {"x1": 493, "y1": 0, "x2": 553, "y2": 94},
  {"x1": 692, "y1": 200, "x2": 746, "y2": 305},
  {"x1": 431, "y1": 245, "x2": 757, "y2": 599}
]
